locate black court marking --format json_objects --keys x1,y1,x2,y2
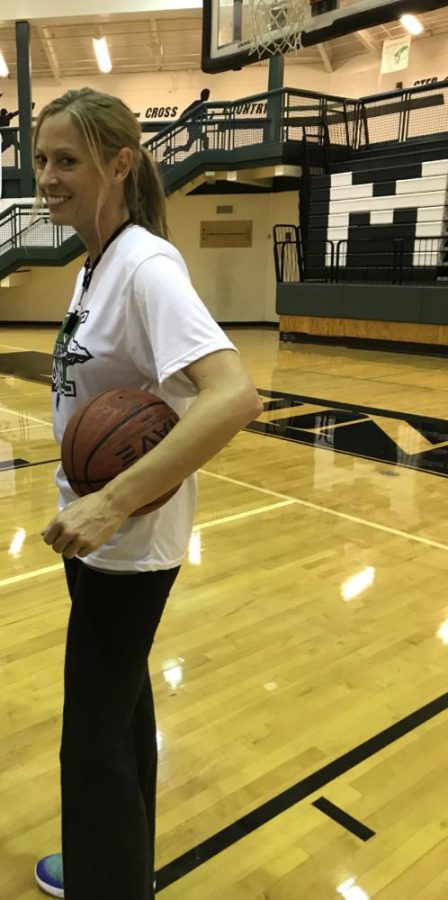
[
  {"x1": 312, "y1": 796, "x2": 375, "y2": 841},
  {"x1": 155, "y1": 691, "x2": 448, "y2": 891},
  {"x1": 0, "y1": 458, "x2": 30, "y2": 470},
  {"x1": 0, "y1": 350, "x2": 52, "y2": 385},
  {"x1": 0, "y1": 457, "x2": 60, "y2": 471},
  {"x1": 245, "y1": 389, "x2": 448, "y2": 478},
  {"x1": 3, "y1": 353, "x2": 448, "y2": 477}
]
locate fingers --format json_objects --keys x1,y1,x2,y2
[
  {"x1": 76, "y1": 546, "x2": 90, "y2": 558},
  {"x1": 41, "y1": 519, "x2": 89, "y2": 557},
  {"x1": 41, "y1": 520, "x2": 63, "y2": 546},
  {"x1": 62, "y1": 541, "x2": 92, "y2": 559}
]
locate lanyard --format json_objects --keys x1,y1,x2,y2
[{"x1": 63, "y1": 218, "x2": 132, "y2": 336}]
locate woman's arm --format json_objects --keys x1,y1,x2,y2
[
  {"x1": 105, "y1": 349, "x2": 262, "y2": 517},
  {"x1": 42, "y1": 350, "x2": 263, "y2": 558}
]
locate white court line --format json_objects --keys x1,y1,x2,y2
[
  {"x1": 0, "y1": 562, "x2": 64, "y2": 588},
  {"x1": 194, "y1": 499, "x2": 295, "y2": 531},
  {"x1": 0, "y1": 341, "x2": 32, "y2": 352},
  {"x1": 0, "y1": 405, "x2": 52, "y2": 428},
  {"x1": 200, "y1": 469, "x2": 448, "y2": 553},
  {"x1": 0, "y1": 423, "x2": 48, "y2": 436},
  {"x1": 2, "y1": 469, "x2": 447, "y2": 589},
  {"x1": 0, "y1": 501, "x2": 295, "y2": 588}
]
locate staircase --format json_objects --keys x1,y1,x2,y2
[{"x1": 0, "y1": 203, "x2": 83, "y2": 281}]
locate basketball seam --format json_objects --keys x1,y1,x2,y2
[
  {"x1": 83, "y1": 400, "x2": 178, "y2": 492},
  {"x1": 67, "y1": 391, "x2": 110, "y2": 494}
]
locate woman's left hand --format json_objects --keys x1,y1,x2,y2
[{"x1": 41, "y1": 491, "x2": 127, "y2": 558}]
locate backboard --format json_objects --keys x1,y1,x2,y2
[{"x1": 202, "y1": 0, "x2": 448, "y2": 72}]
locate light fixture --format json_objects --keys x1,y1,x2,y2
[
  {"x1": 400, "y1": 14, "x2": 424, "y2": 35},
  {"x1": 92, "y1": 37, "x2": 112, "y2": 73},
  {"x1": 0, "y1": 51, "x2": 9, "y2": 78}
]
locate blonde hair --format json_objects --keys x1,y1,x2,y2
[{"x1": 33, "y1": 87, "x2": 168, "y2": 241}]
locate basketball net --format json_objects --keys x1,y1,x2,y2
[{"x1": 247, "y1": 0, "x2": 309, "y2": 58}]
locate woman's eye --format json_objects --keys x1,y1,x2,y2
[
  {"x1": 34, "y1": 155, "x2": 46, "y2": 168},
  {"x1": 61, "y1": 156, "x2": 76, "y2": 166}
]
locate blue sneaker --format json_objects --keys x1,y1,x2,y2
[
  {"x1": 35, "y1": 851, "x2": 156, "y2": 896},
  {"x1": 35, "y1": 854, "x2": 64, "y2": 897}
]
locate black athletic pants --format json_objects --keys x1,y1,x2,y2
[{"x1": 60, "y1": 558, "x2": 180, "y2": 900}]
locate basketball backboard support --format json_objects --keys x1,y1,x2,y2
[{"x1": 202, "y1": 0, "x2": 448, "y2": 72}]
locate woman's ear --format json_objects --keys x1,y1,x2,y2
[{"x1": 113, "y1": 147, "x2": 133, "y2": 183}]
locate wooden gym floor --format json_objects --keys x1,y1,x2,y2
[{"x1": 1, "y1": 324, "x2": 447, "y2": 899}]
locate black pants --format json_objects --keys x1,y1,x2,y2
[{"x1": 61, "y1": 558, "x2": 180, "y2": 900}]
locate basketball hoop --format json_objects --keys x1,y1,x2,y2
[{"x1": 247, "y1": 0, "x2": 309, "y2": 58}]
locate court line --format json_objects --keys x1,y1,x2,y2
[
  {"x1": 156, "y1": 690, "x2": 448, "y2": 890},
  {"x1": 194, "y1": 499, "x2": 295, "y2": 531},
  {"x1": 312, "y1": 796, "x2": 375, "y2": 841},
  {"x1": 200, "y1": 469, "x2": 448, "y2": 553},
  {"x1": 2, "y1": 466, "x2": 447, "y2": 589},
  {"x1": 0, "y1": 341, "x2": 32, "y2": 352},
  {"x1": 0, "y1": 457, "x2": 60, "y2": 471},
  {"x1": 0, "y1": 405, "x2": 52, "y2": 428},
  {"x1": 0, "y1": 501, "x2": 295, "y2": 588},
  {"x1": 0, "y1": 422, "x2": 48, "y2": 436},
  {"x1": 0, "y1": 562, "x2": 64, "y2": 588}
]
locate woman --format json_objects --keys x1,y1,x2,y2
[{"x1": 33, "y1": 88, "x2": 262, "y2": 900}]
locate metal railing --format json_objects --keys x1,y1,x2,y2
[
  {"x1": 0, "y1": 203, "x2": 75, "y2": 255},
  {"x1": 357, "y1": 81, "x2": 448, "y2": 149},
  {"x1": 274, "y1": 232, "x2": 448, "y2": 285},
  {"x1": 145, "y1": 82, "x2": 448, "y2": 171},
  {"x1": 0, "y1": 82, "x2": 446, "y2": 195},
  {"x1": 146, "y1": 87, "x2": 356, "y2": 168},
  {"x1": 273, "y1": 224, "x2": 307, "y2": 282}
]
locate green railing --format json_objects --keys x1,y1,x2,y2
[
  {"x1": 145, "y1": 87, "x2": 356, "y2": 170},
  {"x1": 0, "y1": 203, "x2": 82, "y2": 280},
  {"x1": 146, "y1": 82, "x2": 448, "y2": 170}
]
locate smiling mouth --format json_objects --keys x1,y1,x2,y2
[{"x1": 46, "y1": 196, "x2": 70, "y2": 208}]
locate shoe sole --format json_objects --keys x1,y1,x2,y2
[{"x1": 35, "y1": 864, "x2": 64, "y2": 898}]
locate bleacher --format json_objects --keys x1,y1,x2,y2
[
  {"x1": 305, "y1": 155, "x2": 448, "y2": 284},
  {"x1": 274, "y1": 82, "x2": 448, "y2": 288}
]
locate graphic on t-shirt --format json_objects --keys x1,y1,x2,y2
[{"x1": 52, "y1": 310, "x2": 93, "y2": 407}]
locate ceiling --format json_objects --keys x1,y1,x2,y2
[{"x1": 0, "y1": 6, "x2": 447, "y2": 80}]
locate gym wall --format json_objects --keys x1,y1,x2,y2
[
  {"x1": 0, "y1": 191, "x2": 298, "y2": 323},
  {"x1": 0, "y1": 33, "x2": 447, "y2": 120},
  {"x1": 0, "y1": 30, "x2": 446, "y2": 324}
]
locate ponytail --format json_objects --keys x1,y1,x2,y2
[{"x1": 126, "y1": 146, "x2": 168, "y2": 240}]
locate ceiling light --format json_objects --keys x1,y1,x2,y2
[
  {"x1": 0, "y1": 51, "x2": 9, "y2": 77},
  {"x1": 92, "y1": 37, "x2": 112, "y2": 73},
  {"x1": 400, "y1": 14, "x2": 424, "y2": 35}
]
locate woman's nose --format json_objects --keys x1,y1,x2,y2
[{"x1": 39, "y1": 164, "x2": 57, "y2": 189}]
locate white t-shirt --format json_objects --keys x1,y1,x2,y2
[{"x1": 52, "y1": 224, "x2": 236, "y2": 572}]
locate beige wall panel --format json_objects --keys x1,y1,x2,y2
[
  {"x1": 0, "y1": 257, "x2": 81, "y2": 323},
  {"x1": 0, "y1": 192, "x2": 298, "y2": 324},
  {"x1": 168, "y1": 191, "x2": 298, "y2": 323}
]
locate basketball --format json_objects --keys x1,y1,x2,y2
[{"x1": 61, "y1": 388, "x2": 181, "y2": 515}]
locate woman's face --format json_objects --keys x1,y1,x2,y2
[{"x1": 34, "y1": 111, "x2": 113, "y2": 239}]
